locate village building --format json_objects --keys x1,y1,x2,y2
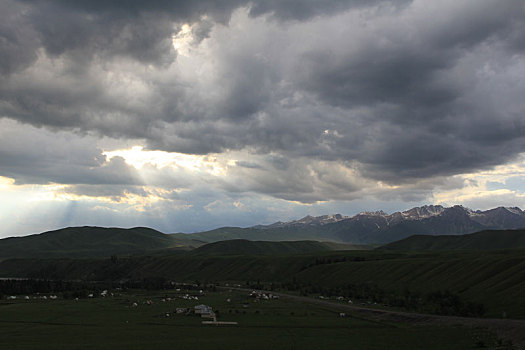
[{"x1": 194, "y1": 304, "x2": 213, "y2": 316}]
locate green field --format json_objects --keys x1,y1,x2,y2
[
  {"x1": 2, "y1": 249, "x2": 525, "y2": 319},
  {"x1": 0, "y1": 288, "x2": 502, "y2": 350}
]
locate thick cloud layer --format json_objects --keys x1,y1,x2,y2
[{"x1": 1, "y1": 0, "x2": 525, "y2": 201}]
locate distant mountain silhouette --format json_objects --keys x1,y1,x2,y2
[{"x1": 173, "y1": 205, "x2": 525, "y2": 244}]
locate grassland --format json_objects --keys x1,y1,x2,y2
[
  {"x1": 0, "y1": 288, "x2": 505, "y2": 350},
  {"x1": 2, "y1": 249, "x2": 525, "y2": 319}
]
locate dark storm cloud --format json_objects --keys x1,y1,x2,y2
[
  {"x1": 1, "y1": 0, "x2": 525, "y2": 193},
  {"x1": 0, "y1": 1, "x2": 40, "y2": 75},
  {"x1": 31, "y1": 7, "x2": 176, "y2": 67},
  {"x1": 0, "y1": 120, "x2": 142, "y2": 185},
  {"x1": 296, "y1": 0, "x2": 524, "y2": 109},
  {"x1": 284, "y1": 0, "x2": 525, "y2": 181},
  {"x1": 6, "y1": 0, "x2": 397, "y2": 73},
  {"x1": 248, "y1": 0, "x2": 410, "y2": 21}
]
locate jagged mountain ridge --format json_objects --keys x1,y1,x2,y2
[
  {"x1": 257, "y1": 205, "x2": 525, "y2": 229},
  {"x1": 253, "y1": 213, "x2": 349, "y2": 229},
  {"x1": 182, "y1": 205, "x2": 525, "y2": 244}
]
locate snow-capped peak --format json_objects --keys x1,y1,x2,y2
[
  {"x1": 294, "y1": 214, "x2": 349, "y2": 225},
  {"x1": 357, "y1": 210, "x2": 387, "y2": 216},
  {"x1": 400, "y1": 205, "x2": 445, "y2": 220},
  {"x1": 504, "y1": 207, "x2": 524, "y2": 215},
  {"x1": 255, "y1": 205, "x2": 525, "y2": 230}
]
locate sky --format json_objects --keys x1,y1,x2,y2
[{"x1": 1, "y1": 0, "x2": 525, "y2": 237}]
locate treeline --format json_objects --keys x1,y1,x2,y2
[
  {"x1": 0, "y1": 278, "x2": 218, "y2": 299},
  {"x1": 0, "y1": 279, "x2": 112, "y2": 299},
  {"x1": 249, "y1": 280, "x2": 485, "y2": 318},
  {"x1": 299, "y1": 256, "x2": 366, "y2": 271}
]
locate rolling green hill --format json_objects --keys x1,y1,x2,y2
[
  {"x1": 0, "y1": 226, "x2": 204, "y2": 258},
  {"x1": 191, "y1": 239, "x2": 333, "y2": 255},
  {"x1": 171, "y1": 226, "x2": 330, "y2": 243},
  {"x1": 381, "y1": 229, "x2": 525, "y2": 251},
  {"x1": 0, "y1": 227, "x2": 363, "y2": 259}
]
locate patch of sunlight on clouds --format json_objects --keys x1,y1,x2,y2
[
  {"x1": 0, "y1": 176, "x2": 67, "y2": 203},
  {"x1": 172, "y1": 23, "x2": 193, "y2": 56},
  {"x1": 0, "y1": 176, "x2": 15, "y2": 188},
  {"x1": 103, "y1": 146, "x2": 229, "y2": 176},
  {"x1": 433, "y1": 153, "x2": 525, "y2": 207},
  {"x1": 28, "y1": 185, "x2": 69, "y2": 202},
  {"x1": 57, "y1": 187, "x2": 171, "y2": 206},
  {"x1": 376, "y1": 181, "x2": 400, "y2": 190}
]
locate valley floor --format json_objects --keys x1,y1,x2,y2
[
  {"x1": 230, "y1": 287, "x2": 525, "y2": 349},
  {"x1": 0, "y1": 288, "x2": 516, "y2": 350}
]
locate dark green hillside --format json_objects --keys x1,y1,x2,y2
[
  {"x1": 288, "y1": 250, "x2": 525, "y2": 318},
  {"x1": 192, "y1": 239, "x2": 332, "y2": 255},
  {"x1": 171, "y1": 225, "x2": 329, "y2": 243},
  {"x1": 381, "y1": 229, "x2": 525, "y2": 251},
  {"x1": 2, "y1": 249, "x2": 525, "y2": 318},
  {"x1": 0, "y1": 227, "x2": 203, "y2": 258}
]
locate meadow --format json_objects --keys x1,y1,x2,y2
[
  {"x1": 3, "y1": 249, "x2": 525, "y2": 318},
  {"x1": 0, "y1": 287, "x2": 505, "y2": 350}
]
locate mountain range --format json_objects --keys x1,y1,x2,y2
[
  {"x1": 175, "y1": 205, "x2": 525, "y2": 244},
  {"x1": 1, "y1": 205, "x2": 525, "y2": 259}
]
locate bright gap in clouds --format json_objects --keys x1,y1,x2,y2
[
  {"x1": 172, "y1": 24, "x2": 193, "y2": 56},
  {"x1": 103, "y1": 146, "x2": 228, "y2": 176},
  {"x1": 433, "y1": 154, "x2": 525, "y2": 209}
]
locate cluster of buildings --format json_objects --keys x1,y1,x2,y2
[
  {"x1": 6, "y1": 295, "x2": 58, "y2": 300},
  {"x1": 175, "y1": 304, "x2": 213, "y2": 318},
  {"x1": 178, "y1": 293, "x2": 200, "y2": 301},
  {"x1": 249, "y1": 290, "x2": 280, "y2": 300}
]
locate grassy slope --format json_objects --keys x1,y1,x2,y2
[
  {"x1": 292, "y1": 250, "x2": 525, "y2": 318},
  {"x1": 171, "y1": 226, "x2": 331, "y2": 243},
  {"x1": 2, "y1": 249, "x2": 525, "y2": 318},
  {"x1": 191, "y1": 239, "x2": 334, "y2": 255},
  {"x1": 381, "y1": 229, "x2": 525, "y2": 251},
  {"x1": 0, "y1": 227, "x2": 204, "y2": 258}
]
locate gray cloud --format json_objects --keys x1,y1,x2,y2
[
  {"x1": 0, "y1": 1, "x2": 40, "y2": 76},
  {"x1": 6, "y1": 0, "x2": 399, "y2": 74},
  {"x1": 236, "y1": 160, "x2": 263, "y2": 169},
  {"x1": 248, "y1": 0, "x2": 410, "y2": 21},
  {"x1": 1, "y1": 0, "x2": 525, "y2": 194},
  {"x1": 0, "y1": 119, "x2": 142, "y2": 186}
]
